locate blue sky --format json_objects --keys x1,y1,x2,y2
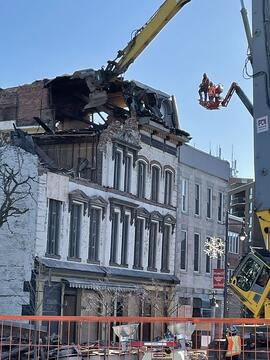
[{"x1": 0, "y1": 0, "x2": 253, "y2": 178}]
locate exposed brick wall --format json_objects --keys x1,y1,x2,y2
[{"x1": 0, "y1": 81, "x2": 53, "y2": 127}]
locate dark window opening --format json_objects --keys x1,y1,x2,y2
[
  {"x1": 180, "y1": 231, "x2": 187, "y2": 270},
  {"x1": 195, "y1": 184, "x2": 200, "y2": 215},
  {"x1": 194, "y1": 233, "x2": 200, "y2": 271}
]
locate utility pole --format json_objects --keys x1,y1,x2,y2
[{"x1": 223, "y1": 211, "x2": 229, "y2": 318}]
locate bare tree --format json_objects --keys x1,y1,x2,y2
[{"x1": 0, "y1": 144, "x2": 36, "y2": 229}]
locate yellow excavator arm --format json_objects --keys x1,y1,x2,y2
[{"x1": 105, "y1": 0, "x2": 191, "y2": 76}]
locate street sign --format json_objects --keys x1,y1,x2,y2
[{"x1": 213, "y1": 269, "x2": 225, "y2": 289}]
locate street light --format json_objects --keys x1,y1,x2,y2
[
  {"x1": 209, "y1": 290, "x2": 219, "y2": 308},
  {"x1": 209, "y1": 290, "x2": 219, "y2": 340},
  {"x1": 239, "y1": 225, "x2": 247, "y2": 241}
]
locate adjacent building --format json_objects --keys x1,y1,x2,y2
[
  {"x1": 229, "y1": 177, "x2": 263, "y2": 251},
  {"x1": 176, "y1": 145, "x2": 230, "y2": 318}
]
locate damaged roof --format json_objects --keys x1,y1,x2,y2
[{"x1": 0, "y1": 68, "x2": 190, "y2": 141}]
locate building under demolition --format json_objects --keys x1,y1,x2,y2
[{"x1": 0, "y1": 68, "x2": 190, "y2": 341}]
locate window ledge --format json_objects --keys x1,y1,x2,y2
[
  {"x1": 45, "y1": 253, "x2": 60, "y2": 260},
  {"x1": 147, "y1": 267, "x2": 157, "y2": 272},
  {"x1": 109, "y1": 262, "x2": 128, "y2": 268},
  {"x1": 67, "y1": 257, "x2": 82, "y2": 262},
  {"x1": 160, "y1": 268, "x2": 170, "y2": 273},
  {"x1": 87, "y1": 259, "x2": 100, "y2": 265},
  {"x1": 133, "y1": 265, "x2": 143, "y2": 270}
]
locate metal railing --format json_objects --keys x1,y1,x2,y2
[{"x1": 0, "y1": 316, "x2": 269, "y2": 359}]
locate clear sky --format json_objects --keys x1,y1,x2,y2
[{"x1": 0, "y1": 0, "x2": 253, "y2": 178}]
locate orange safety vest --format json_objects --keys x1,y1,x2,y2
[{"x1": 225, "y1": 335, "x2": 241, "y2": 357}]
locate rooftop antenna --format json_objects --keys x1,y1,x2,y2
[{"x1": 218, "y1": 145, "x2": 222, "y2": 159}]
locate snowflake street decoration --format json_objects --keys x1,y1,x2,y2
[{"x1": 204, "y1": 236, "x2": 225, "y2": 259}]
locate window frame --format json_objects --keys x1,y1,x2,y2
[
  {"x1": 151, "y1": 166, "x2": 160, "y2": 202},
  {"x1": 180, "y1": 230, "x2": 187, "y2": 271},
  {"x1": 181, "y1": 178, "x2": 188, "y2": 213},
  {"x1": 88, "y1": 207, "x2": 102, "y2": 262},
  {"x1": 194, "y1": 233, "x2": 200, "y2": 272},
  {"x1": 161, "y1": 224, "x2": 170, "y2": 272},
  {"x1": 228, "y1": 231, "x2": 240, "y2": 254},
  {"x1": 68, "y1": 202, "x2": 82, "y2": 259},
  {"x1": 164, "y1": 170, "x2": 173, "y2": 206},
  {"x1": 205, "y1": 237, "x2": 211, "y2": 273},
  {"x1": 124, "y1": 155, "x2": 132, "y2": 193},
  {"x1": 121, "y1": 213, "x2": 130, "y2": 266},
  {"x1": 137, "y1": 161, "x2": 146, "y2": 198},
  {"x1": 195, "y1": 184, "x2": 200, "y2": 216},
  {"x1": 218, "y1": 192, "x2": 224, "y2": 222},
  {"x1": 148, "y1": 221, "x2": 158, "y2": 270},
  {"x1": 206, "y1": 187, "x2": 212, "y2": 219},
  {"x1": 114, "y1": 150, "x2": 122, "y2": 190},
  {"x1": 110, "y1": 211, "x2": 120, "y2": 264},
  {"x1": 46, "y1": 199, "x2": 61, "y2": 257},
  {"x1": 133, "y1": 217, "x2": 144, "y2": 269}
]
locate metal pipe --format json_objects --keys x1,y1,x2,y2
[{"x1": 240, "y1": 0, "x2": 253, "y2": 59}]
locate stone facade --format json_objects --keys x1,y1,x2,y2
[
  {"x1": 0, "y1": 146, "x2": 38, "y2": 314},
  {"x1": 176, "y1": 145, "x2": 230, "y2": 318},
  {"x1": 0, "y1": 74, "x2": 189, "y2": 345}
]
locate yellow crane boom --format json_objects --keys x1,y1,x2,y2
[{"x1": 105, "y1": 0, "x2": 190, "y2": 76}]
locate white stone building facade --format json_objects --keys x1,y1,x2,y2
[
  {"x1": 176, "y1": 145, "x2": 230, "y2": 318},
  {"x1": 0, "y1": 75, "x2": 190, "y2": 341}
]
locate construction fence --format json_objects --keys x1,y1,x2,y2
[{"x1": 0, "y1": 316, "x2": 269, "y2": 359}]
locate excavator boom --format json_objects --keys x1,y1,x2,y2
[{"x1": 105, "y1": 0, "x2": 190, "y2": 76}]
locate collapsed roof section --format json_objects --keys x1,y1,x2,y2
[
  {"x1": 3, "y1": 68, "x2": 191, "y2": 184},
  {"x1": 0, "y1": 68, "x2": 190, "y2": 139}
]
